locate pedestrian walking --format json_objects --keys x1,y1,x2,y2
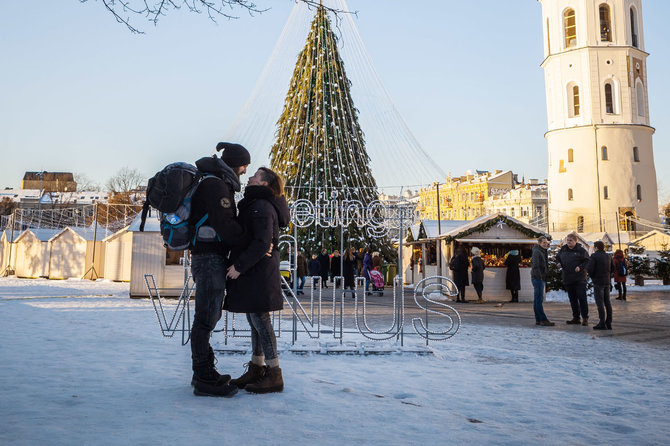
[
  {"x1": 531, "y1": 236, "x2": 554, "y2": 326},
  {"x1": 296, "y1": 249, "x2": 308, "y2": 295},
  {"x1": 331, "y1": 249, "x2": 342, "y2": 288},
  {"x1": 449, "y1": 246, "x2": 469, "y2": 303},
  {"x1": 612, "y1": 249, "x2": 629, "y2": 301},
  {"x1": 505, "y1": 250, "x2": 521, "y2": 303},
  {"x1": 342, "y1": 248, "x2": 356, "y2": 296},
  {"x1": 470, "y1": 247, "x2": 485, "y2": 302},
  {"x1": 556, "y1": 233, "x2": 590, "y2": 326},
  {"x1": 225, "y1": 167, "x2": 290, "y2": 394},
  {"x1": 318, "y1": 248, "x2": 330, "y2": 288},
  {"x1": 308, "y1": 253, "x2": 321, "y2": 287},
  {"x1": 362, "y1": 248, "x2": 374, "y2": 293},
  {"x1": 587, "y1": 241, "x2": 613, "y2": 330}
]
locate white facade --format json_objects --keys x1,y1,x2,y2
[
  {"x1": 103, "y1": 227, "x2": 133, "y2": 282},
  {"x1": 48, "y1": 227, "x2": 106, "y2": 280},
  {"x1": 539, "y1": 0, "x2": 659, "y2": 233}
]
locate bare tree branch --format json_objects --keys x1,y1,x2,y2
[
  {"x1": 80, "y1": 0, "x2": 355, "y2": 34},
  {"x1": 106, "y1": 167, "x2": 145, "y2": 194}
]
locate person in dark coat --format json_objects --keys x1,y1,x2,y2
[
  {"x1": 331, "y1": 250, "x2": 342, "y2": 288},
  {"x1": 296, "y1": 249, "x2": 308, "y2": 295},
  {"x1": 449, "y1": 246, "x2": 469, "y2": 303},
  {"x1": 587, "y1": 241, "x2": 613, "y2": 330},
  {"x1": 308, "y1": 254, "x2": 320, "y2": 279},
  {"x1": 612, "y1": 249, "x2": 628, "y2": 300},
  {"x1": 318, "y1": 248, "x2": 330, "y2": 288},
  {"x1": 531, "y1": 236, "x2": 554, "y2": 326},
  {"x1": 356, "y1": 248, "x2": 365, "y2": 276},
  {"x1": 342, "y1": 248, "x2": 356, "y2": 296},
  {"x1": 372, "y1": 252, "x2": 382, "y2": 270},
  {"x1": 470, "y1": 247, "x2": 485, "y2": 302},
  {"x1": 188, "y1": 142, "x2": 249, "y2": 397},
  {"x1": 556, "y1": 233, "x2": 591, "y2": 325},
  {"x1": 505, "y1": 250, "x2": 522, "y2": 302},
  {"x1": 225, "y1": 167, "x2": 289, "y2": 394},
  {"x1": 362, "y1": 248, "x2": 374, "y2": 293}
]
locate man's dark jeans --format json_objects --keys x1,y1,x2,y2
[
  {"x1": 593, "y1": 284, "x2": 612, "y2": 326},
  {"x1": 190, "y1": 253, "x2": 226, "y2": 369},
  {"x1": 564, "y1": 281, "x2": 588, "y2": 320},
  {"x1": 531, "y1": 278, "x2": 549, "y2": 322}
]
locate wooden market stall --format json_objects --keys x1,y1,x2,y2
[
  {"x1": 405, "y1": 214, "x2": 549, "y2": 301},
  {"x1": 127, "y1": 212, "x2": 187, "y2": 298},
  {"x1": 103, "y1": 226, "x2": 133, "y2": 282},
  {"x1": 14, "y1": 229, "x2": 60, "y2": 278},
  {"x1": 1, "y1": 229, "x2": 22, "y2": 275},
  {"x1": 48, "y1": 226, "x2": 108, "y2": 280}
]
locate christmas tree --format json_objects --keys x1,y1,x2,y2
[{"x1": 270, "y1": 5, "x2": 384, "y2": 256}]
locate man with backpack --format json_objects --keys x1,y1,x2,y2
[
  {"x1": 587, "y1": 241, "x2": 613, "y2": 330},
  {"x1": 187, "y1": 142, "x2": 251, "y2": 397}
]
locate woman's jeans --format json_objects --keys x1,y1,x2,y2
[
  {"x1": 190, "y1": 253, "x2": 226, "y2": 369},
  {"x1": 531, "y1": 278, "x2": 549, "y2": 322},
  {"x1": 246, "y1": 312, "x2": 278, "y2": 362}
]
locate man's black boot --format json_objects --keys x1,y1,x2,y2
[
  {"x1": 566, "y1": 317, "x2": 581, "y2": 324},
  {"x1": 192, "y1": 366, "x2": 238, "y2": 398}
]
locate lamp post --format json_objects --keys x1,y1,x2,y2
[
  {"x1": 434, "y1": 182, "x2": 442, "y2": 278},
  {"x1": 37, "y1": 171, "x2": 47, "y2": 227}
]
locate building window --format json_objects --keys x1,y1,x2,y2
[
  {"x1": 564, "y1": 8, "x2": 577, "y2": 48},
  {"x1": 630, "y1": 7, "x2": 639, "y2": 48},
  {"x1": 511, "y1": 208, "x2": 516, "y2": 217},
  {"x1": 637, "y1": 185, "x2": 642, "y2": 201},
  {"x1": 636, "y1": 81, "x2": 645, "y2": 117},
  {"x1": 577, "y1": 216, "x2": 584, "y2": 232},
  {"x1": 568, "y1": 188, "x2": 574, "y2": 201},
  {"x1": 603, "y1": 185, "x2": 609, "y2": 199},
  {"x1": 633, "y1": 146, "x2": 640, "y2": 162},
  {"x1": 568, "y1": 148, "x2": 574, "y2": 163},
  {"x1": 567, "y1": 84, "x2": 581, "y2": 118},
  {"x1": 601, "y1": 146, "x2": 608, "y2": 160},
  {"x1": 600, "y1": 4, "x2": 612, "y2": 42},
  {"x1": 604, "y1": 82, "x2": 615, "y2": 114}
]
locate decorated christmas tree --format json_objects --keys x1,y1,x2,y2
[{"x1": 270, "y1": 5, "x2": 383, "y2": 256}]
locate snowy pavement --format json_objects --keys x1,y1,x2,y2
[{"x1": 1, "y1": 277, "x2": 669, "y2": 445}]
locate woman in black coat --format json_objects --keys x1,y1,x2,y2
[
  {"x1": 225, "y1": 167, "x2": 289, "y2": 393},
  {"x1": 318, "y1": 248, "x2": 330, "y2": 288},
  {"x1": 449, "y1": 246, "x2": 470, "y2": 303},
  {"x1": 504, "y1": 249, "x2": 522, "y2": 302},
  {"x1": 342, "y1": 248, "x2": 356, "y2": 296}
]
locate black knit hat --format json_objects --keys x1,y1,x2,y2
[{"x1": 216, "y1": 142, "x2": 250, "y2": 168}]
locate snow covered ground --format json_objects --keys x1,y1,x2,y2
[{"x1": 1, "y1": 277, "x2": 669, "y2": 445}]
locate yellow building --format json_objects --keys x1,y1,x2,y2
[
  {"x1": 418, "y1": 170, "x2": 514, "y2": 221},
  {"x1": 484, "y1": 181, "x2": 548, "y2": 228}
]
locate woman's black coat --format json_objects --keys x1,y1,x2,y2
[
  {"x1": 471, "y1": 256, "x2": 485, "y2": 284},
  {"x1": 331, "y1": 254, "x2": 341, "y2": 277},
  {"x1": 342, "y1": 255, "x2": 356, "y2": 288},
  {"x1": 504, "y1": 254, "x2": 521, "y2": 291},
  {"x1": 224, "y1": 186, "x2": 290, "y2": 314},
  {"x1": 449, "y1": 253, "x2": 470, "y2": 287}
]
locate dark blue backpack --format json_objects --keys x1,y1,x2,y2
[
  {"x1": 139, "y1": 163, "x2": 217, "y2": 250},
  {"x1": 616, "y1": 259, "x2": 627, "y2": 276}
]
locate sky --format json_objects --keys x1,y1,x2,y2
[
  {"x1": 1, "y1": 1, "x2": 669, "y2": 200},
  {"x1": 1, "y1": 277, "x2": 670, "y2": 444}
]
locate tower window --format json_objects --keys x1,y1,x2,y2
[
  {"x1": 604, "y1": 82, "x2": 615, "y2": 114},
  {"x1": 603, "y1": 185, "x2": 609, "y2": 199},
  {"x1": 564, "y1": 9, "x2": 577, "y2": 48},
  {"x1": 568, "y1": 188, "x2": 574, "y2": 201},
  {"x1": 637, "y1": 185, "x2": 642, "y2": 201},
  {"x1": 568, "y1": 148, "x2": 574, "y2": 163},
  {"x1": 633, "y1": 146, "x2": 640, "y2": 162},
  {"x1": 577, "y1": 216, "x2": 584, "y2": 232},
  {"x1": 601, "y1": 146, "x2": 608, "y2": 160},
  {"x1": 630, "y1": 7, "x2": 639, "y2": 48},
  {"x1": 636, "y1": 81, "x2": 646, "y2": 117},
  {"x1": 600, "y1": 4, "x2": 612, "y2": 42},
  {"x1": 573, "y1": 86, "x2": 580, "y2": 116}
]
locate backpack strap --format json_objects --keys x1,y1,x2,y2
[{"x1": 139, "y1": 201, "x2": 150, "y2": 232}]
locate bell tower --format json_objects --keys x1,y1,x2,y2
[{"x1": 538, "y1": 0, "x2": 659, "y2": 232}]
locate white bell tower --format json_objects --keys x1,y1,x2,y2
[{"x1": 538, "y1": 0, "x2": 659, "y2": 233}]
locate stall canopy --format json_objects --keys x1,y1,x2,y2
[
  {"x1": 410, "y1": 220, "x2": 467, "y2": 240},
  {"x1": 439, "y1": 213, "x2": 549, "y2": 243},
  {"x1": 630, "y1": 230, "x2": 670, "y2": 252}
]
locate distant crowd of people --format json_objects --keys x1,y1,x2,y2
[
  {"x1": 449, "y1": 233, "x2": 629, "y2": 330},
  {"x1": 294, "y1": 247, "x2": 384, "y2": 295}
]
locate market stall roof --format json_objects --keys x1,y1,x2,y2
[
  {"x1": 438, "y1": 213, "x2": 549, "y2": 242},
  {"x1": 411, "y1": 220, "x2": 467, "y2": 240},
  {"x1": 630, "y1": 230, "x2": 670, "y2": 251},
  {"x1": 455, "y1": 238, "x2": 538, "y2": 244}
]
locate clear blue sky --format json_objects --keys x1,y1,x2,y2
[{"x1": 1, "y1": 0, "x2": 668, "y2": 201}]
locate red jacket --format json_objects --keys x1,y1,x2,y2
[{"x1": 613, "y1": 256, "x2": 628, "y2": 283}]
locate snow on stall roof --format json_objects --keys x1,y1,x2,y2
[
  {"x1": 14, "y1": 228, "x2": 62, "y2": 242},
  {"x1": 128, "y1": 211, "x2": 161, "y2": 232}
]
